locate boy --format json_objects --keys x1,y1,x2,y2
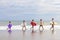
[
  {"x1": 39, "y1": 19, "x2": 44, "y2": 30},
  {"x1": 50, "y1": 18, "x2": 55, "y2": 30},
  {"x1": 30, "y1": 19, "x2": 37, "y2": 31}
]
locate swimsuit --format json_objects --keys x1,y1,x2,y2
[{"x1": 8, "y1": 24, "x2": 12, "y2": 29}]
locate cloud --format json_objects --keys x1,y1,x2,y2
[
  {"x1": 0, "y1": 0, "x2": 36, "y2": 6},
  {"x1": 35, "y1": 0, "x2": 60, "y2": 14},
  {"x1": 0, "y1": 0, "x2": 60, "y2": 15}
]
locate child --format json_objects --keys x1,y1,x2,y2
[
  {"x1": 21, "y1": 20, "x2": 26, "y2": 31},
  {"x1": 7, "y1": 21, "x2": 12, "y2": 30},
  {"x1": 39, "y1": 19, "x2": 44, "y2": 30},
  {"x1": 50, "y1": 18, "x2": 55, "y2": 30},
  {"x1": 30, "y1": 19, "x2": 37, "y2": 31}
]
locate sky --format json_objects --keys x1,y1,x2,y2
[{"x1": 0, "y1": 0, "x2": 60, "y2": 21}]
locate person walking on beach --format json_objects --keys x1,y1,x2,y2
[
  {"x1": 21, "y1": 20, "x2": 27, "y2": 31},
  {"x1": 7, "y1": 21, "x2": 12, "y2": 30},
  {"x1": 30, "y1": 19, "x2": 37, "y2": 31},
  {"x1": 39, "y1": 19, "x2": 44, "y2": 30},
  {"x1": 50, "y1": 18, "x2": 55, "y2": 30}
]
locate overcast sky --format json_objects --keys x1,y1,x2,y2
[{"x1": 0, "y1": 0, "x2": 60, "y2": 21}]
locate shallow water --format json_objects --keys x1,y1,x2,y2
[
  {"x1": 0, "y1": 21, "x2": 60, "y2": 26},
  {"x1": 0, "y1": 30, "x2": 60, "y2": 40}
]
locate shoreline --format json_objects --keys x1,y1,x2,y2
[{"x1": 0, "y1": 25, "x2": 60, "y2": 30}]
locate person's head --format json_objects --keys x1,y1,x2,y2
[
  {"x1": 40, "y1": 19, "x2": 42, "y2": 21},
  {"x1": 23, "y1": 20, "x2": 25, "y2": 22},
  {"x1": 52, "y1": 18, "x2": 54, "y2": 21},
  {"x1": 32, "y1": 19, "x2": 34, "y2": 21},
  {"x1": 9, "y1": 21, "x2": 11, "y2": 23}
]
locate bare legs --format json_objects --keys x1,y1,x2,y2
[
  {"x1": 39, "y1": 25, "x2": 44, "y2": 31},
  {"x1": 22, "y1": 27, "x2": 26, "y2": 31},
  {"x1": 50, "y1": 25, "x2": 54, "y2": 30},
  {"x1": 32, "y1": 26, "x2": 34, "y2": 32}
]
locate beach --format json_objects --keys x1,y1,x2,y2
[
  {"x1": 0, "y1": 28, "x2": 60, "y2": 40},
  {"x1": 0, "y1": 25, "x2": 60, "y2": 40},
  {"x1": 0, "y1": 0, "x2": 60, "y2": 40}
]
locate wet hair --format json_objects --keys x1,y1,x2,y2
[
  {"x1": 32, "y1": 19, "x2": 34, "y2": 21},
  {"x1": 9, "y1": 21, "x2": 11, "y2": 23},
  {"x1": 52, "y1": 18, "x2": 54, "y2": 20},
  {"x1": 23, "y1": 20, "x2": 25, "y2": 22},
  {"x1": 40, "y1": 19, "x2": 42, "y2": 21}
]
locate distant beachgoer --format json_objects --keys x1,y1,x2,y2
[
  {"x1": 50, "y1": 18, "x2": 55, "y2": 30},
  {"x1": 7, "y1": 21, "x2": 12, "y2": 30},
  {"x1": 21, "y1": 20, "x2": 27, "y2": 31},
  {"x1": 39, "y1": 19, "x2": 44, "y2": 30},
  {"x1": 30, "y1": 19, "x2": 37, "y2": 31}
]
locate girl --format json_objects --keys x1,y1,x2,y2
[
  {"x1": 50, "y1": 18, "x2": 55, "y2": 30},
  {"x1": 21, "y1": 20, "x2": 27, "y2": 31},
  {"x1": 7, "y1": 21, "x2": 12, "y2": 30}
]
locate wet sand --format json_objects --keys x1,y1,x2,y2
[{"x1": 0, "y1": 30, "x2": 60, "y2": 40}]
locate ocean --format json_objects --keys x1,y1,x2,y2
[{"x1": 0, "y1": 21, "x2": 60, "y2": 26}]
